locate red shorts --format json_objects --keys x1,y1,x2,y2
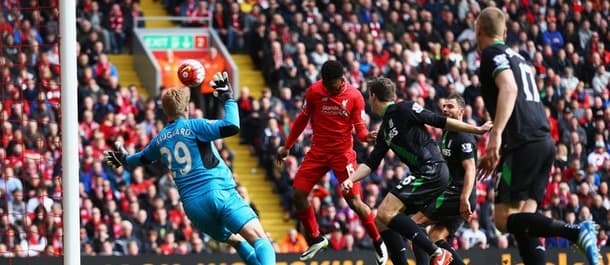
[{"x1": 293, "y1": 149, "x2": 362, "y2": 197}]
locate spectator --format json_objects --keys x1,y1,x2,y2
[
  {"x1": 106, "y1": 3, "x2": 125, "y2": 54},
  {"x1": 0, "y1": 167, "x2": 23, "y2": 200},
  {"x1": 278, "y1": 228, "x2": 307, "y2": 253},
  {"x1": 592, "y1": 65, "x2": 610, "y2": 94},
  {"x1": 460, "y1": 219, "x2": 487, "y2": 250},
  {"x1": 588, "y1": 140, "x2": 610, "y2": 169},
  {"x1": 4, "y1": 0, "x2": 610, "y2": 258},
  {"x1": 543, "y1": 22, "x2": 565, "y2": 53}
]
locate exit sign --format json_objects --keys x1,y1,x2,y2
[{"x1": 143, "y1": 35, "x2": 208, "y2": 50}]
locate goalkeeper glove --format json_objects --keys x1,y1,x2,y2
[
  {"x1": 210, "y1": 71, "x2": 234, "y2": 102},
  {"x1": 104, "y1": 141, "x2": 128, "y2": 168}
]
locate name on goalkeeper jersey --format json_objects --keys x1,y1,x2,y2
[{"x1": 157, "y1": 128, "x2": 192, "y2": 145}]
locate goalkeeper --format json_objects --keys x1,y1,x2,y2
[{"x1": 104, "y1": 72, "x2": 275, "y2": 265}]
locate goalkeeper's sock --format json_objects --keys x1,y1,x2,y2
[
  {"x1": 254, "y1": 238, "x2": 276, "y2": 265},
  {"x1": 236, "y1": 240, "x2": 260, "y2": 265}
]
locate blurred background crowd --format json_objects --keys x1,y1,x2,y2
[{"x1": 1, "y1": 0, "x2": 610, "y2": 258}]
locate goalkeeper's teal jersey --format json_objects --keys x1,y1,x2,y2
[{"x1": 125, "y1": 101, "x2": 240, "y2": 203}]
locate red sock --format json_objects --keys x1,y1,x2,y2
[
  {"x1": 296, "y1": 206, "x2": 320, "y2": 239},
  {"x1": 360, "y1": 212, "x2": 381, "y2": 242}
]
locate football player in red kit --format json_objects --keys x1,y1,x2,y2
[{"x1": 277, "y1": 60, "x2": 387, "y2": 264}]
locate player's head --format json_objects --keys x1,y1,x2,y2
[
  {"x1": 162, "y1": 87, "x2": 190, "y2": 120},
  {"x1": 367, "y1": 77, "x2": 396, "y2": 116},
  {"x1": 475, "y1": 7, "x2": 507, "y2": 51},
  {"x1": 320, "y1": 60, "x2": 345, "y2": 95},
  {"x1": 442, "y1": 94, "x2": 466, "y2": 120}
]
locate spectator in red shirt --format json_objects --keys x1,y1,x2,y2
[{"x1": 107, "y1": 3, "x2": 125, "y2": 54}]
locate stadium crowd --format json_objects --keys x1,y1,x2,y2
[
  {"x1": 230, "y1": 0, "x2": 610, "y2": 252},
  {"x1": 1, "y1": 0, "x2": 610, "y2": 259}
]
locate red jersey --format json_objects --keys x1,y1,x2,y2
[{"x1": 290, "y1": 80, "x2": 367, "y2": 153}]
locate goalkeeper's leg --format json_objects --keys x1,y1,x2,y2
[
  {"x1": 238, "y1": 219, "x2": 276, "y2": 265},
  {"x1": 227, "y1": 234, "x2": 260, "y2": 265}
]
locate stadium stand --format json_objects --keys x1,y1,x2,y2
[
  {"x1": 2, "y1": 0, "x2": 610, "y2": 259},
  {"x1": 231, "y1": 0, "x2": 610, "y2": 252}
]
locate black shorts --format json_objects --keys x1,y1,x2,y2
[
  {"x1": 390, "y1": 162, "x2": 449, "y2": 214},
  {"x1": 495, "y1": 138, "x2": 555, "y2": 204},
  {"x1": 422, "y1": 190, "x2": 476, "y2": 235}
]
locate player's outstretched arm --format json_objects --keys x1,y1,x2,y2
[
  {"x1": 104, "y1": 141, "x2": 128, "y2": 168},
  {"x1": 211, "y1": 71, "x2": 240, "y2": 137},
  {"x1": 276, "y1": 111, "x2": 309, "y2": 163},
  {"x1": 343, "y1": 135, "x2": 389, "y2": 193},
  {"x1": 342, "y1": 164, "x2": 372, "y2": 193},
  {"x1": 444, "y1": 119, "x2": 493, "y2": 135},
  {"x1": 104, "y1": 141, "x2": 161, "y2": 169},
  {"x1": 191, "y1": 72, "x2": 240, "y2": 141}
]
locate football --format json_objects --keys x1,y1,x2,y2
[{"x1": 177, "y1": 59, "x2": 206, "y2": 88}]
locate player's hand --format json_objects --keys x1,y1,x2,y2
[
  {"x1": 366, "y1": 131, "x2": 378, "y2": 142},
  {"x1": 478, "y1": 129, "x2": 502, "y2": 180},
  {"x1": 476, "y1": 157, "x2": 497, "y2": 182},
  {"x1": 485, "y1": 129, "x2": 502, "y2": 165},
  {"x1": 104, "y1": 141, "x2": 128, "y2": 168},
  {"x1": 460, "y1": 197, "x2": 473, "y2": 222},
  {"x1": 210, "y1": 71, "x2": 233, "y2": 102},
  {"x1": 276, "y1": 146, "x2": 289, "y2": 166},
  {"x1": 342, "y1": 179, "x2": 354, "y2": 194},
  {"x1": 477, "y1": 121, "x2": 493, "y2": 134}
]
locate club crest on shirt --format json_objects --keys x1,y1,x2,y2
[
  {"x1": 340, "y1": 99, "x2": 349, "y2": 117},
  {"x1": 412, "y1": 103, "x2": 423, "y2": 113},
  {"x1": 493, "y1": 54, "x2": 509, "y2": 68},
  {"x1": 461, "y1": 143, "x2": 473, "y2": 153}
]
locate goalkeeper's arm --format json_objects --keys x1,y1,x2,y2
[
  {"x1": 104, "y1": 139, "x2": 161, "y2": 169},
  {"x1": 210, "y1": 71, "x2": 239, "y2": 138}
]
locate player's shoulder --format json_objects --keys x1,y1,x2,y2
[
  {"x1": 305, "y1": 81, "x2": 325, "y2": 96},
  {"x1": 396, "y1": 100, "x2": 414, "y2": 108},
  {"x1": 481, "y1": 44, "x2": 506, "y2": 57},
  {"x1": 481, "y1": 45, "x2": 510, "y2": 65},
  {"x1": 453, "y1": 131, "x2": 477, "y2": 144},
  {"x1": 309, "y1": 80, "x2": 324, "y2": 91},
  {"x1": 344, "y1": 84, "x2": 364, "y2": 99},
  {"x1": 398, "y1": 100, "x2": 425, "y2": 114}
]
